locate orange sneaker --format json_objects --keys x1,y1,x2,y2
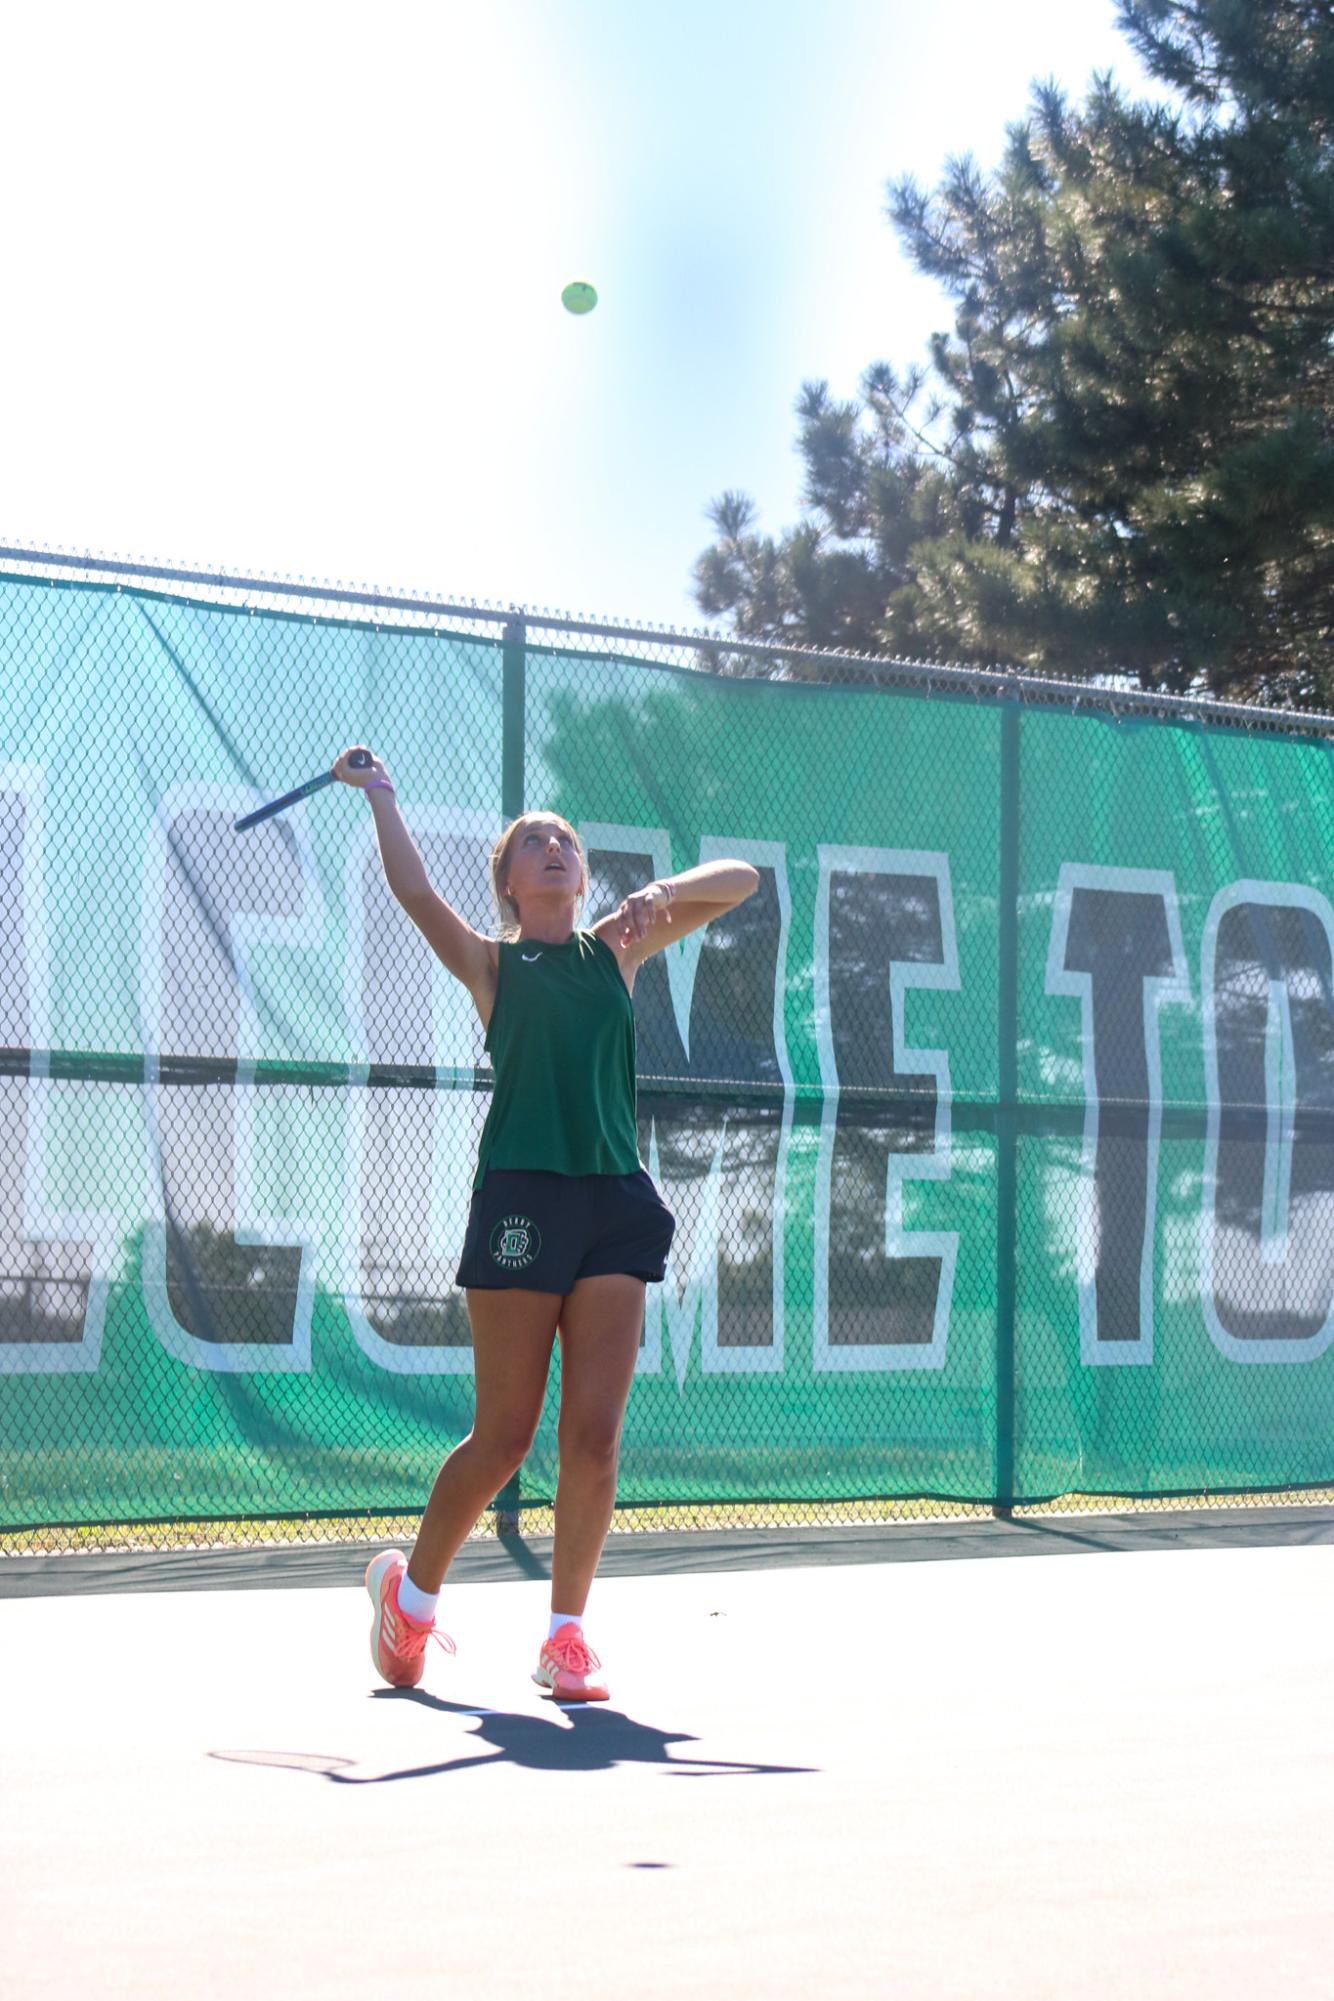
[
  {"x1": 532, "y1": 1622, "x2": 609, "y2": 1702},
  {"x1": 364, "y1": 1550, "x2": 455, "y2": 1688}
]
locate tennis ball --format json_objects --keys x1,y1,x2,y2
[{"x1": 561, "y1": 280, "x2": 598, "y2": 316}]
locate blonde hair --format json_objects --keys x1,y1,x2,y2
[{"x1": 488, "y1": 813, "x2": 587, "y2": 941}]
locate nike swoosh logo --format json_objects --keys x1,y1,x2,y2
[{"x1": 522, "y1": 952, "x2": 542, "y2": 962}]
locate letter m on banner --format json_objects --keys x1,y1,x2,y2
[{"x1": 813, "y1": 847, "x2": 959, "y2": 1371}]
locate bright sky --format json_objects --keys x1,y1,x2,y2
[{"x1": 3, "y1": 0, "x2": 1162, "y2": 630}]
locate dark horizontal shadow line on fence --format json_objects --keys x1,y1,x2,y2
[{"x1": 0, "y1": 1046, "x2": 1323, "y2": 1142}]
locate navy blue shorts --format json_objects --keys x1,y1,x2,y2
[{"x1": 455, "y1": 1168, "x2": 676, "y2": 1293}]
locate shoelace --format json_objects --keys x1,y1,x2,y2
[
  {"x1": 392, "y1": 1609, "x2": 457, "y2": 1659},
  {"x1": 546, "y1": 1630, "x2": 601, "y2": 1675}
]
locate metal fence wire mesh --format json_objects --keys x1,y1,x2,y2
[{"x1": 4, "y1": 545, "x2": 1334, "y2": 1555}]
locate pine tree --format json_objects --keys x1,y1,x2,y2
[{"x1": 694, "y1": 1, "x2": 1334, "y2": 701}]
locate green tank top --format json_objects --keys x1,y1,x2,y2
[{"x1": 473, "y1": 928, "x2": 642, "y2": 1188}]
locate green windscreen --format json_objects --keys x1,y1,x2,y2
[{"x1": 3, "y1": 571, "x2": 1334, "y2": 1526}]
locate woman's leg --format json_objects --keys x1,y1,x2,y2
[
  {"x1": 406, "y1": 1287, "x2": 560, "y2": 1593},
  {"x1": 549, "y1": 1273, "x2": 646, "y2": 1616}
]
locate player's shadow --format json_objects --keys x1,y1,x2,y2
[{"x1": 212, "y1": 1690, "x2": 815, "y2": 1784}]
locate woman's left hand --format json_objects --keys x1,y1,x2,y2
[{"x1": 615, "y1": 881, "x2": 675, "y2": 948}]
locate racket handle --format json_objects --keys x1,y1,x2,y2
[{"x1": 232, "y1": 747, "x2": 378, "y2": 832}]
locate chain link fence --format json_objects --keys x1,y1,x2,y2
[{"x1": 3, "y1": 543, "x2": 1334, "y2": 1556}]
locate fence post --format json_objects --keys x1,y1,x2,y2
[
  {"x1": 493, "y1": 614, "x2": 527, "y2": 1537},
  {"x1": 501, "y1": 613, "x2": 527, "y2": 831},
  {"x1": 994, "y1": 694, "x2": 1021, "y2": 1519}
]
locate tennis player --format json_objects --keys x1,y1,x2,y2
[{"x1": 335, "y1": 746, "x2": 759, "y2": 1700}]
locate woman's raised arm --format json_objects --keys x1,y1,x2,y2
[{"x1": 333, "y1": 747, "x2": 496, "y2": 997}]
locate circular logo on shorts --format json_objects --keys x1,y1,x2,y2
[{"x1": 489, "y1": 1215, "x2": 541, "y2": 1271}]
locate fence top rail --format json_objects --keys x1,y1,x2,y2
[{"x1": 3, "y1": 538, "x2": 1331, "y2": 740}]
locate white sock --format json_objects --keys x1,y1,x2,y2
[
  {"x1": 397, "y1": 1575, "x2": 439, "y2": 1624},
  {"x1": 549, "y1": 1611, "x2": 583, "y2": 1639}
]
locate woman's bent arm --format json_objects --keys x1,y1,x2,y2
[
  {"x1": 594, "y1": 857, "x2": 760, "y2": 964},
  {"x1": 657, "y1": 858, "x2": 759, "y2": 906}
]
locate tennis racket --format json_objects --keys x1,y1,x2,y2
[{"x1": 233, "y1": 748, "x2": 374, "y2": 832}]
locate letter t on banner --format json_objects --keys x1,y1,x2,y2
[{"x1": 1046, "y1": 864, "x2": 1190, "y2": 1366}]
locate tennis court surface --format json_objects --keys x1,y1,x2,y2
[{"x1": 6, "y1": 1510, "x2": 1334, "y2": 2001}]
